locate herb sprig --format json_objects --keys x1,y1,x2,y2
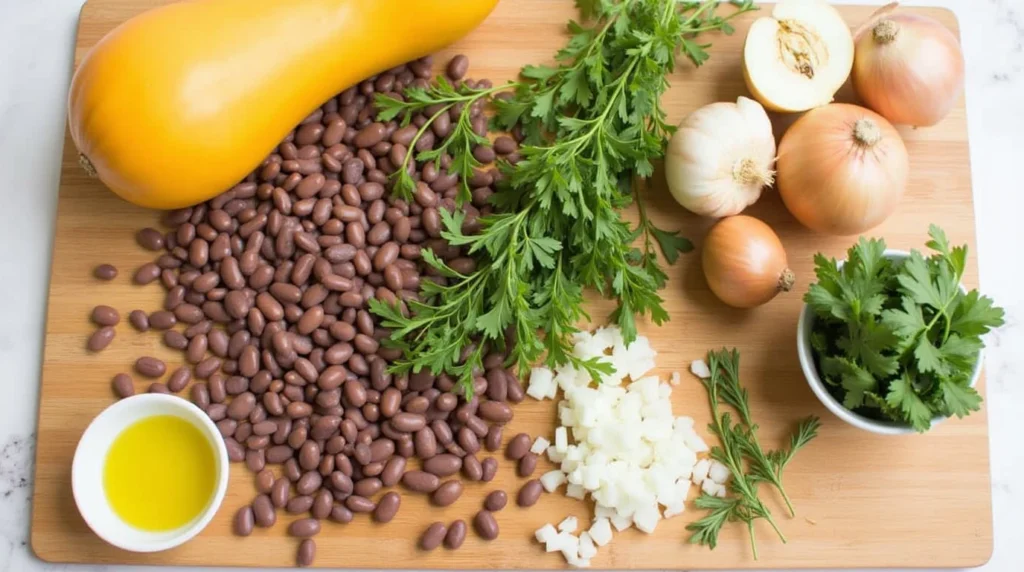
[
  {"x1": 372, "y1": 0, "x2": 755, "y2": 394},
  {"x1": 806, "y1": 225, "x2": 1004, "y2": 432},
  {"x1": 687, "y1": 349, "x2": 819, "y2": 558}
]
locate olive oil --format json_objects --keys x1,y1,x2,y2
[{"x1": 103, "y1": 415, "x2": 217, "y2": 531}]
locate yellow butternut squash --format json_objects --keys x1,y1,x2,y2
[{"x1": 69, "y1": 0, "x2": 498, "y2": 209}]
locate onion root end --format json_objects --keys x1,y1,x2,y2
[{"x1": 778, "y1": 268, "x2": 796, "y2": 293}]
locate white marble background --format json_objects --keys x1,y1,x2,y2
[{"x1": 0, "y1": 0, "x2": 1021, "y2": 571}]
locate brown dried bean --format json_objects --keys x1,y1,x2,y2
[
  {"x1": 87, "y1": 327, "x2": 116, "y2": 352},
  {"x1": 134, "y1": 356, "x2": 166, "y2": 378},
  {"x1": 506, "y1": 433, "x2": 531, "y2": 460},
  {"x1": 517, "y1": 479, "x2": 542, "y2": 507},
  {"x1": 423, "y1": 454, "x2": 461, "y2": 477},
  {"x1": 484, "y1": 490, "x2": 507, "y2": 512},
  {"x1": 149, "y1": 310, "x2": 176, "y2": 330},
  {"x1": 374, "y1": 491, "x2": 401, "y2": 523},
  {"x1": 345, "y1": 495, "x2": 375, "y2": 513},
  {"x1": 246, "y1": 449, "x2": 266, "y2": 472},
  {"x1": 402, "y1": 470, "x2": 440, "y2": 493},
  {"x1": 421, "y1": 522, "x2": 447, "y2": 551},
  {"x1": 94, "y1": 264, "x2": 118, "y2": 280},
  {"x1": 111, "y1": 373, "x2": 134, "y2": 399},
  {"x1": 297, "y1": 539, "x2": 316, "y2": 567},
  {"x1": 288, "y1": 518, "x2": 321, "y2": 538},
  {"x1": 478, "y1": 400, "x2": 513, "y2": 423},
  {"x1": 462, "y1": 454, "x2": 483, "y2": 481},
  {"x1": 381, "y1": 456, "x2": 406, "y2": 486},
  {"x1": 134, "y1": 263, "x2": 161, "y2": 284},
  {"x1": 473, "y1": 510, "x2": 499, "y2": 540},
  {"x1": 256, "y1": 469, "x2": 275, "y2": 494},
  {"x1": 270, "y1": 479, "x2": 289, "y2": 508},
  {"x1": 494, "y1": 136, "x2": 518, "y2": 155},
  {"x1": 329, "y1": 503, "x2": 353, "y2": 523},
  {"x1": 127, "y1": 310, "x2": 149, "y2": 332},
  {"x1": 225, "y1": 438, "x2": 245, "y2": 461},
  {"x1": 234, "y1": 505, "x2": 255, "y2": 537},
  {"x1": 311, "y1": 489, "x2": 333, "y2": 520},
  {"x1": 167, "y1": 367, "x2": 191, "y2": 393},
  {"x1": 391, "y1": 412, "x2": 426, "y2": 433},
  {"x1": 91, "y1": 305, "x2": 120, "y2": 327},
  {"x1": 457, "y1": 426, "x2": 480, "y2": 454},
  {"x1": 444, "y1": 520, "x2": 467, "y2": 549},
  {"x1": 518, "y1": 452, "x2": 538, "y2": 477},
  {"x1": 287, "y1": 495, "x2": 314, "y2": 514},
  {"x1": 431, "y1": 480, "x2": 463, "y2": 506}
]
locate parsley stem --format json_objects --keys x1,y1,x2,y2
[
  {"x1": 748, "y1": 521, "x2": 759, "y2": 561},
  {"x1": 778, "y1": 487, "x2": 796, "y2": 518},
  {"x1": 396, "y1": 103, "x2": 456, "y2": 191}
]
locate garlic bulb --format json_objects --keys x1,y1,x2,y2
[{"x1": 664, "y1": 96, "x2": 776, "y2": 218}]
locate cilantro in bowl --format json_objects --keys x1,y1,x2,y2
[{"x1": 804, "y1": 225, "x2": 1004, "y2": 432}]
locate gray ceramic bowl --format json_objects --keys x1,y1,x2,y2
[{"x1": 796, "y1": 249, "x2": 982, "y2": 435}]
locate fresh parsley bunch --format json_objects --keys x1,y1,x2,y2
[
  {"x1": 371, "y1": 0, "x2": 756, "y2": 395},
  {"x1": 805, "y1": 225, "x2": 1004, "y2": 432}
]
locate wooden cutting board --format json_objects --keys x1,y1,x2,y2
[{"x1": 32, "y1": 0, "x2": 992, "y2": 569}]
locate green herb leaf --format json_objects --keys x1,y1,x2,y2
[
  {"x1": 886, "y1": 374, "x2": 933, "y2": 432},
  {"x1": 913, "y1": 337, "x2": 946, "y2": 375},
  {"x1": 649, "y1": 224, "x2": 693, "y2": 264},
  {"x1": 822, "y1": 356, "x2": 877, "y2": 409},
  {"x1": 938, "y1": 378, "x2": 983, "y2": 418},
  {"x1": 950, "y1": 290, "x2": 1005, "y2": 337}
]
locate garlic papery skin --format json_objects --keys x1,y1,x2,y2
[{"x1": 664, "y1": 96, "x2": 775, "y2": 218}]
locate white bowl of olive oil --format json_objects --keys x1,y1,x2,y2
[{"x1": 72, "y1": 393, "x2": 228, "y2": 552}]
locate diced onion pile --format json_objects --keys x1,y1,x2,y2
[{"x1": 527, "y1": 327, "x2": 730, "y2": 567}]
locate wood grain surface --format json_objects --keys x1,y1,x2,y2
[{"x1": 32, "y1": 0, "x2": 992, "y2": 569}]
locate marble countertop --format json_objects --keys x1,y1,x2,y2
[{"x1": 1, "y1": 0, "x2": 1021, "y2": 571}]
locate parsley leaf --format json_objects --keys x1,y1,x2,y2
[
  {"x1": 950, "y1": 290, "x2": 1005, "y2": 337},
  {"x1": 939, "y1": 378, "x2": 983, "y2": 418},
  {"x1": 886, "y1": 374, "x2": 933, "y2": 432},
  {"x1": 806, "y1": 226, "x2": 1004, "y2": 432}
]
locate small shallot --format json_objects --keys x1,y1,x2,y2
[{"x1": 702, "y1": 216, "x2": 793, "y2": 309}]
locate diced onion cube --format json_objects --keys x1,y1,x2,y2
[
  {"x1": 535, "y1": 524, "x2": 558, "y2": 544},
  {"x1": 531, "y1": 436, "x2": 551, "y2": 455},
  {"x1": 555, "y1": 426, "x2": 569, "y2": 453},
  {"x1": 540, "y1": 470, "x2": 567, "y2": 493},
  {"x1": 708, "y1": 460, "x2": 730, "y2": 484},
  {"x1": 632, "y1": 504, "x2": 661, "y2": 533},
  {"x1": 578, "y1": 532, "x2": 598, "y2": 559},
  {"x1": 558, "y1": 516, "x2": 578, "y2": 533},
  {"x1": 663, "y1": 501, "x2": 686, "y2": 519},
  {"x1": 701, "y1": 478, "x2": 725, "y2": 498},
  {"x1": 566, "y1": 483, "x2": 587, "y2": 500},
  {"x1": 692, "y1": 459, "x2": 711, "y2": 484},
  {"x1": 685, "y1": 432, "x2": 709, "y2": 453},
  {"x1": 588, "y1": 518, "x2": 613, "y2": 546},
  {"x1": 610, "y1": 514, "x2": 632, "y2": 531},
  {"x1": 690, "y1": 359, "x2": 711, "y2": 379}
]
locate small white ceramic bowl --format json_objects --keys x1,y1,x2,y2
[
  {"x1": 72, "y1": 393, "x2": 228, "y2": 552},
  {"x1": 797, "y1": 249, "x2": 983, "y2": 435}
]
